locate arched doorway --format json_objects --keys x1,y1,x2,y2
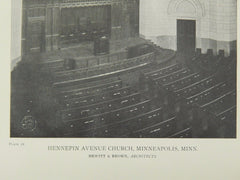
[{"x1": 168, "y1": 0, "x2": 205, "y2": 53}]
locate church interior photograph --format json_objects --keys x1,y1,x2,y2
[{"x1": 10, "y1": 0, "x2": 237, "y2": 138}]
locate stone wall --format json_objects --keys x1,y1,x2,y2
[{"x1": 140, "y1": 0, "x2": 237, "y2": 56}]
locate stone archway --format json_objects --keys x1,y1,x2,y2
[
  {"x1": 167, "y1": 0, "x2": 205, "y2": 52},
  {"x1": 167, "y1": 0, "x2": 205, "y2": 17}
]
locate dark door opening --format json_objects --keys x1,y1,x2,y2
[
  {"x1": 28, "y1": 20, "x2": 45, "y2": 53},
  {"x1": 177, "y1": 19, "x2": 196, "y2": 55}
]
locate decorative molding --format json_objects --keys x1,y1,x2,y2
[
  {"x1": 59, "y1": 1, "x2": 113, "y2": 8},
  {"x1": 167, "y1": 0, "x2": 205, "y2": 17},
  {"x1": 23, "y1": 0, "x2": 122, "y2": 9}
]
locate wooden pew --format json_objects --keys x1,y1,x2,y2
[
  {"x1": 58, "y1": 80, "x2": 122, "y2": 100},
  {"x1": 63, "y1": 86, "x2": 134, "y2": 108},
  {"x1": 200, "y1": 90, "x2": 236, "y2": 115},
  {"x1": 216, "y1": 105, "x2": 236, "y2": 137},
  {"x1": 216, "y1": 105, "x2": 236, "y2": 122},
  {"x1": 54, "y1": 61, "x2": 149, "y2": 89},
  {"x1": 62, "y1": 100, "x2": 151, "y2": 135},
  {"x1": 78, "y1": 108, "x2": 163, "y2": 137},
  {"x1": 53, "y1": 75, "x2": 119, "y2": 90},
  {"x1": 168, "y1": 128, "x2": 192, "y2": 138},
  {"x1": 144, "y1": 63, "x2": 183, "y2": 80},
  {"x1": 61, "y1": 93, "x2": 142, "y2": 120},
  {"x1": 154, "y1": 68, "x2": 192, "y2": 85},
  {"x1": 174, "y1": 75, "x2": 217, "y2": 99},
  {"x1": 163, "y1": 73, "x2": 203, "y2": 92},
  {"x1": 132, "y1": 117, "x2": 177, "y2": 138},
  {"x1": 186, "y1": 79, "x2": 235, "y2": 105},
  {"x1": 204, "y1": 105, "x2": 237, "y2": 138}
]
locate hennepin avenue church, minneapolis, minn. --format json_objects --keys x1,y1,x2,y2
[
  {"x1": 11, "y1": 0, "x2": 237, "y2": 138},
  {"x1": 47, "y1": 145, "x2": 197, "y2": 152}
]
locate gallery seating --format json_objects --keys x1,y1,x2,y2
[
  {"x1": 153, "y1": 68, "x2": 192, "y2": 85},
  {"x1": 63, "y1": 100, "x2": 151, "y2": 135},
  {"x1": 163, "y1": 72, "x2": 203, "y2": 92},
  {"x1": 75, "y1": 107, "x2": 163, "y2": 137},
  {"x1": 47, "y1": 45, "x2": 236, "y2": 138},
  {"x1": 192, "y1": 49, "x2": 235, "y2": 73},
  {"x1": 186, "y1": 79, "x2": 235, "y2": 106},
  {"x1": 216, "y1": 105, "x2": 236, "y2": 136},
  {"x1": 132, "y1": 117, "x2": 177, "y2": 138},
  {"x1": 57, "y1": 79, "x2": 122, "y2": 100},
  {"x1": 168, "y1": 128, "x2": 192, "y2": 138},
  {"x1": 216, "y1": 105, "x2": 236, "y2": 122},
  {"x1": 61, "y1": 93, "x2": 142, "y2": 120},
  {"x1": 175, "y1": 75, "x2": 218, "y2": 99},
  {"x1": 62, "y1": 86, "x2": 135, "y2": 108},
  {"x1": 200, "y1": 90, "x2": 236, "y2": 115},
  {"x1": 144, "y1": 63, "x2": 183, "y2": 80}
]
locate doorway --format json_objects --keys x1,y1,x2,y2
[
  {"x1": 27, "y1": 20, "x2": 45, "y2": 53},
  {"x1": 177, "y1": 19, "x2": 196, "y2": 55}
]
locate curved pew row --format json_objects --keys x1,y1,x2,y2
[
  {"x1": 70, "y1": 108, "x2": 163, "y2": 137},
  {"x1": 144, "y1": 63, "x2": 183, "y2": 80},
  {"x1": 168, "y1": 128, "x2": 192, "y2": 138},
  {"x1": 163, "y1": 72, "x2": 204, "y2": 92},
  {"x1": 199, "y1": 105, "x2": 236, "y2": 138},
  {"x1": 131, "y1": 117, "x2": 177, "y2": 138},
  {"x1": 61, "y1": 93, "x2": 143, "y2": 121},
  {"x1": 54, "y1": 52, "x2": 155, "y2": 82},
  {"x1": 186, "y1": 79, "x2": 236, "y2": 105},
  {"x1": 62, "y1": 100, "x2": 151, "y2": 135},
  {"x1": 53, "y1": 75, "x2": 120, "y2": 90},
  {"x1": 196, "y1": 52, "x2": 225, "y2": 72},
  {"x1": 174, "y1": 75, "x2": 218, "y2": 99},
  {"x1": 200, "y1": 90, "x2": 236, "y2": 115},
  {"x1": 62, "y1": 86, "x2": 135, "y2": 108},
  {"x1": 154, "y1": 67, "x2": 192, "y2": 85},
  {"x1": 216, "y1": 105, "x2": 236, "y2": 122},
  {"x1": 216, "y1": 106, "x2": 236, "y2": 138},
  {"x1": 57, "y1": 80, "x2": 122, "y2": 100}
]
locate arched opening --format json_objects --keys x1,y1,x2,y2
[{"x1": 167, "y1": 0, "x2": 205, "y2": 54}]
